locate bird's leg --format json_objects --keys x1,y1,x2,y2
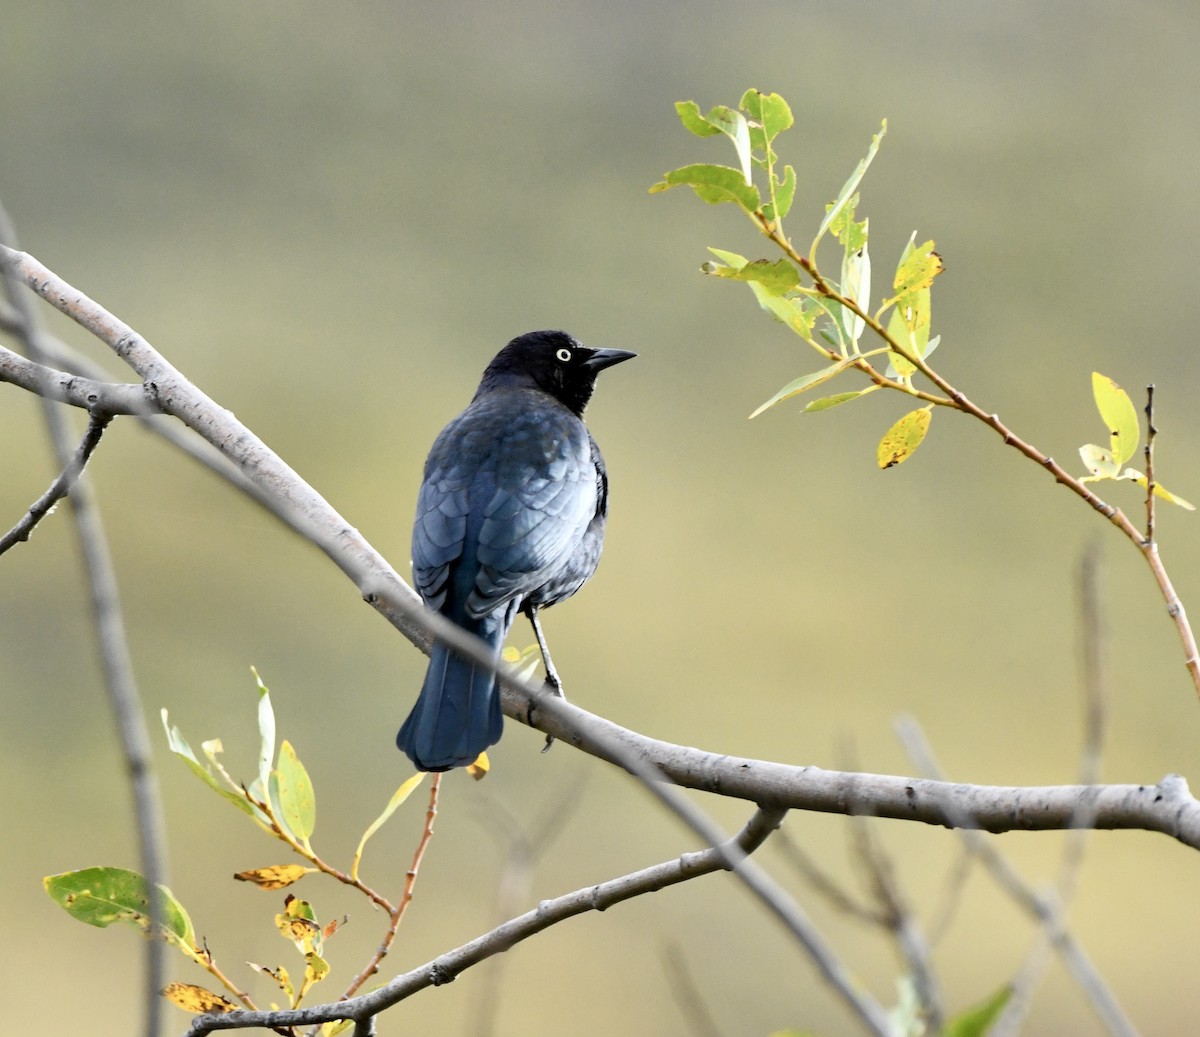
[{"x1": 525, "y1": 605, "x2": 564, "y2": 752}]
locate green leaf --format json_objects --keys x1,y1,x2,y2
[
  {"x1": 253, "y1": 667, "x2": 276, "y2": 796},
  {"x1": 763, "y1": 164, "x2": 797, "y2": 222},
  {"x1": 705, "y1": 105, "x2": 753, "y2": 185},
  {"x1": 841, "y1": 239, "x2": 871, "y2": 346},
  {"x1": 804, "y1": 388, "x2": 878, "y2": 412},
  {"x1": 945, "y1": 985, "x2": 1012, "y2": 1037},
  {"x1": 749, "y1": 360, "x2": 855, "y2": 419},
  {"x1": 740, "y1": 88, "x2": 794, "y2": 145},
  {"x1": 878, "y1": 406, "x2": 933, "y2": 468},
  {"x1": 649, "y1": 163, "x2": 761, "y2": 211},
  {"x1": 884, "y1": 286, "x2": 932, "y2": 376},
  {"x1": 502, "y1": 643, "x2": 544, "y2": 682},
  {"x1": 706, "y1": 246, "x2": 747, "y2": 269},
  {"x1": 44, "y1": 867, "x2": 195, "y2": 952},
  {"x1": 703, "y1": 256, "x2": 800, "y2": 295},
  {"x1": 748, "y1": 286, "x2": 818, "y2": 340},
  {"x1": 161, "y1": 711, "x2": 261, "y2": 819},
  {"x1": 813, "y1": 119, "x2": 887, "y2": 248},
  {"x1": 669, "y1": 102, "x2": 752, "y2": 184},
  {"x1": 829, "y1": 194, "x2": 868, "y2": 253},
  {"x1": 352, "y1": 772, "x2": 427, "y2": 880},
  {"x1": 1091, "y1": 372, "x2": 1140, "y2": 466},
  {"x1": 674, "y1": 100, "x2": 722, "y2": 138},
  {"x1": 272, "y1": 740, "x2": 316, "y2": 845}
]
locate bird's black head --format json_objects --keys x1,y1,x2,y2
[{"x1": 479, "y1": 330, "x2": 636, "y2": 416}]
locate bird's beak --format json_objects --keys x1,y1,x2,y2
[{"x1": 583, "y1": 348, "x2": 637, "y2": 372}]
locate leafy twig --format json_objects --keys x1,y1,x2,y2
[{"x1": 181, "y1": 807, "x2": 813, "y2": 1037}]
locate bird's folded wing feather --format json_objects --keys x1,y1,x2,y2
[{"x1": 411, "y1": 398, "x2": 596, "y2": 616}]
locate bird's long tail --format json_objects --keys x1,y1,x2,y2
[{"x1": 397, "y1": 614, "x2": 506, "y2": 771}]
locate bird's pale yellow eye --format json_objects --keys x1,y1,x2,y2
[{"x1": 556, "y1": 348, "x2": 572, "y2": 363}]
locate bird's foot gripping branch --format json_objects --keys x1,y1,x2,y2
[{"x1": 651, "y1": 87, "x2": 1200, "y2": 699}]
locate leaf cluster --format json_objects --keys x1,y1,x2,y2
[
  {"x1": 45, "y1": 670, "x2": 431, "y2": 1032},
  {"x1": 652, "y1": 87, "x2": 1197, "y2": 508}
]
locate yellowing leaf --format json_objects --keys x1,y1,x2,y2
[
  {"x1": 234, "y1": 864, "x2": 312, "y2": 891},
  {"x1": 878, "y1": 407, "x2": 933, "y2": 469},
  {"x1": 1092, "y1": 372, "x2": 1140, "y2": 466},
  {"x1": 892, "y1": 234, "x2": 943, "y2": 294},
  {"x1": 322, "y1": 1020, "x2": 355, "y2": 1037},
  {"x1": 272, "y1": 740, "x2": 316, "y2": 845},
  {"x1": 304, "y1": 951, "x2": 331, "y2": 987},
  {"x1": 161, "y1": 982, "x2": 236, "y2": 1015},
  {"x1": 1128, "y1": 473, "x2": 1196, "y2": 510},
  {"x1": 351, "y1": 771, "x2": 426, "y2": 880},
  {"x1": 1078, "y1": 443, "x2": 1120, "y2": 479},
  {"x1": 276, "y1": 895, "x2": 322, "y2": 955},
  {"x1": 248, "y1": 962, "x2": 295, "y2": 999},
  {"x1": 467, "y1": 750, "x2": 491, "y2": 780}
]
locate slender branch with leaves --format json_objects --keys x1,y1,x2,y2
[{"x1": 651, "y1": 87, "x2": 1199, "y2": 698}]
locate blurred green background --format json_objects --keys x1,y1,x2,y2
[{"x1": 4, "y1": 2, "x2": 1200, "y2": 1034}]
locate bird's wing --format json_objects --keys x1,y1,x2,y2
[
  {"x1": 469, "y1": 406, "x2": 597, "y2": 617},
  {"x1": 411, "y1": 393, "x2": 596, "y2": 617},
  {"x1": 411, "y1": 458, "x2": 471, "y2": 611}
]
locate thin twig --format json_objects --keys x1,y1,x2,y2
[
  {"x1": 1144, "y1": 384, "x2": 1157, "y2": 543},
  {"x1": 897, "y1": 719, "x2": 1138, "y2": 1037},
  {"x1": 0, "y1": 214, "x2": 169, "y2": 1037},
  {"x1": 0, "y1": 409, "x2": 111, "y2": 554},
  {"x1": 468, "y1": 776, "x2": 585, "y2": 1037},
  {"x1": 849, "y1": 815, "x2": 943, "y2": 1033},
  {"x1": 772, "y1": 825, "x2": 885, "y2": 924},
  {"x1": 1079, "y1": 543, "x2": 1108, "y2": 787},
  {"x1": 341, "y1": 774, "x2": 442, "y2": 1000},
  {"x1": 662, "y1": 942, "x2": 724, "y2": 1037}
]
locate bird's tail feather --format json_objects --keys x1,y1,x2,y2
[{"x1": 397, "y1": 622, "x2": 506, "y2": 772}]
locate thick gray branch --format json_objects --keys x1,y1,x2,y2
[
  {"x1": 507, "y1": 689, "x2": 1200, "y2": 849},
  {"x1": 4, "y1": 242, "x2": 1198, "y2": 856}
]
